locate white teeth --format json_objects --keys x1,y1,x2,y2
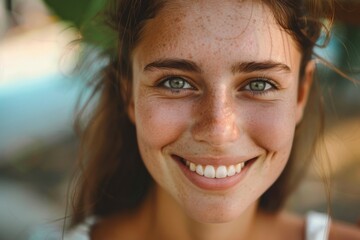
[
  {"x1": 204, "y1": 165, "x2": 216, "y2": 178},
  {"x1": 185, "y1": 160, "x2": 247, "y2": 178},
  {"x1": 216, "y1": 165, "x2": 227, "y2": 178},
  {"x1": 227, "y1": 165, "x2": 236, "y2": 176},
  {"x1": 190, "y1": 163, "x2": 196, "y2": 171},
  {"x1": 235, "y1": 163, "x2": 242, "y2": 173},
  {"x1": 196, "y1": 165, "x2": 204, "y2": 176}
]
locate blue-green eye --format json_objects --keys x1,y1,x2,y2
[
  {"x1": 244, "y1": 79, "x2": 274, "y2": 92},
  {"x1": 162, "y1": 77, "x2": 193, "y2": 89}
]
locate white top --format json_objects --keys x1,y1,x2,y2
[
  {"x1": 64, "y1": 217, "x2": 97, "y2": 240},
  {"x1": 62, "y1": 211, "x2": 331, "y2": 240},
  {"x1": 305, "y1": 211, "x2": 331, "y2": 240}
]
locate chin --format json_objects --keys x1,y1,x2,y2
[{"x1": 183, "y1": 199, "x2": 253, "y2": 224}]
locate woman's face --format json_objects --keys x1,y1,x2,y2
[{"x1": 129, "y1": 0, "x2": 310, "y2": 223}]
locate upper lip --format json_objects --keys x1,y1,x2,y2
[{"x1": 173, "y1": 154, "x2": 257, "y2": 166}]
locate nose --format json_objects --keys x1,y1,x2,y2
[{"x1": 191, "y1": 89, "x2": 239, "y2": 146}]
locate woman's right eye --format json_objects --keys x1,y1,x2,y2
[{"x1": 160, "y1": 77, "x2": 193, "y2": 90}]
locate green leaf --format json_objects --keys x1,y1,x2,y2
[
  {"x1": 43, "y1": 0, "x2": 108, "y2": 27},
  {"x1": 42, "y1": 0, "x2": 116, "y2": 50}
]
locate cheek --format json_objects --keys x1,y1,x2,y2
[
  {"x1": 245, "y1": 100, "x2": 298, "y2": 155},
  {"x1": 134, "y1": 95, "x2": 192, "y2": 150},
  {"x1": 133, "y1": 94, "x2": 195, "y2": 195}
]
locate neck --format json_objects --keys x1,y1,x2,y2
[{"x1": 149, "y1": 185, "x2": 260, "y2": 240}]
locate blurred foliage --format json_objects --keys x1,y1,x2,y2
[
  {"x1": 43, "y1": 0, "x2": 106, "y2": 27},
  {"x1": 43, "y1": 0, "x2": 116, "y2": 49}
]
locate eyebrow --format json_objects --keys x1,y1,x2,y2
[
  {"x1": 231, "y1": 60, "x2": 291, "y2": 74},
  {"x1": 143, "y1": 58, "x2": 291, "y2": 74},
  {"x1": 144, "y1": 58, "x2": 202, "y2": 73}
]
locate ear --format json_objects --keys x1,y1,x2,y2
[{"x1": 296, "y1": 60, "x2": 315, "y2": 124}]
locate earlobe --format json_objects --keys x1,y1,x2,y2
[{"x1": 296, "y1": 60, "x2": 315, "y2": 124}]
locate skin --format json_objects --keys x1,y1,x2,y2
[
  {"x1": 91, "y1": 1, "x2": 360, "y2": 239},
  {"x1": 130, "y1": 0, "x2": 306, "y2": 225}
]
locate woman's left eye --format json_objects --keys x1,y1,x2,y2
[
  {"x1": 243, "y1": 79, "x2": 275, "y2": 92},
  {"x1": 161, "y1": 77, "x2": 193, "y2": 90}
]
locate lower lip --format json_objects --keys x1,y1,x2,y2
[{"x1": 173, "y1": 156, "x2": 256, "y2": 191}]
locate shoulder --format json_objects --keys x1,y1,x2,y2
[
  {"x1": 260, "y1": 210, "x2": 358, "y2": 240},
  {"x1": 329, "y1": 219, "x2": 360, "y2": 240}
]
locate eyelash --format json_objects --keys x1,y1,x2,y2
[
  {"x1": 242, "y1": 78, "x2": 278, "y2": 96},
  {"x1": 157, "y1": 76, "x2": 278, "y2": 96},
  {"x1": 157, "y1": 76, "x2": 195, "y2": 93}
]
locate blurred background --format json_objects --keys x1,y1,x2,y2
[{"x1": 0, "y1": 0, "x2": 359, "y2": 239}]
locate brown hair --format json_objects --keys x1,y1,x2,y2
[{"x1": 70, "y1": 0, "x2": 334, "y2": 226}]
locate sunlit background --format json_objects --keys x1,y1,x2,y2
[{"x1": 0, "y1": 0, "x2": 359, "y2": 239}]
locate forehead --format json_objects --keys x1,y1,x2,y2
[{"x1": 133, "y1": 0, "x2": 300, "y2": 72}]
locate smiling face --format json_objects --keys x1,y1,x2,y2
[{"x1": 128, "y1": 0, "x2": 311, "y2": 223}]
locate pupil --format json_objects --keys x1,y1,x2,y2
[
  {"x1": 250, "y1": 81, "x2": 265, "y2": 91},
  {"x1": 170, "y1": 78, "x2": 184, "y2": 89}
]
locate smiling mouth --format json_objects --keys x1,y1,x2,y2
[{"x1": 176, "y1": 156, "x2": 256, "y2": 179}]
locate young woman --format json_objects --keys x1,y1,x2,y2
[{"x1": 66, "y1": 0, "x2": 360, "y2": 239}]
